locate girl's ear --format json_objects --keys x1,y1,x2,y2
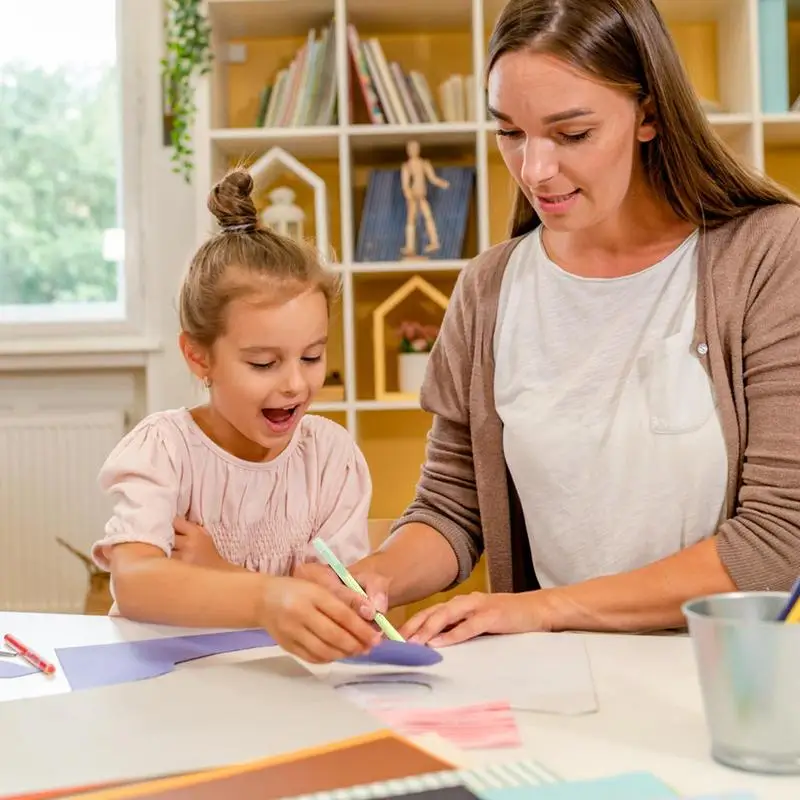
[
  {"x1": 637, "y1": 96, "x2": 657, "y2": 143},
  {"x1": 178, "y1": 331, "x2": 211, "y2": 382}
]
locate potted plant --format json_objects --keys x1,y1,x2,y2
[{"x1": 396, "y1": 320, "x2": 439, "y2": 395}]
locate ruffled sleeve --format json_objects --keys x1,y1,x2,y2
[
  {"x1": 304, "y1": 423, "x2": 372, "y2": 567},
  {"x1": 91, "y1": 416, "x2": 184, "y2": 570}
]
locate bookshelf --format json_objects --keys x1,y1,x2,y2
[{"x1": 193, "y1": 0, "x2": 800, "y2": 598}]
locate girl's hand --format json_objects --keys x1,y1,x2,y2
[
  {"x1": 401, "y1": 591, "x2": 553, "y2": 647},
  {"x1": 172, "y1": 517, "x2": 227, "y2": 569},
  {"x1": 257, "y1": 576, "x2": 382, "y2": 664},
  {"x1": 293, "y1": 561, "x2": 391, "y2": 621}
]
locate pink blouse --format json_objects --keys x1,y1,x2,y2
[{"x1": 92, "y1": 408, "x2": 371, "y2": 575}]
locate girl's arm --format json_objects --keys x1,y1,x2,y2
[
  {"x1": 109, "y1": 542, "x2": 381, "y2": 662},
  {"x1": 110, "y1": 542, "x2": 266, "y2": 627}
]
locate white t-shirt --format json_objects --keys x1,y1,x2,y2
[{"x1": 493, "y1": 228, "x2": 728, "y2": 588}]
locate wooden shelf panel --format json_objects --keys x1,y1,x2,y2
[
  {"x1": 763, "y1": 114, "x2": 800, "y2": 146},
  {"x1": 347, "y1": 123, "x2": 478, "y2": 151},
  {"x1": 345, "y1": 0, "x2": 473, "y2": 33},
  {"x1": 210, "y1": 127, "x2": 341, "y2": 159},
  {"x1": 208, "y1": 0, "x2": 334, "y2": 39},
  {"x1": 357, "y1": 409, "x2": 432, "y2": 518}
]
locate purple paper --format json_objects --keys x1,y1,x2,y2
[
  {"x1": 0, "y1": 630, "x2": 441, "y2": 689},
  {"x1": 56, "y1": 629, "x2": 277, "y2": 691},
  {"x1": 0, "y1": 660, "x2": 37, "y2": 678},
  {"x1": 344, "y1": 639, "x2": 443, "y2": 667}
]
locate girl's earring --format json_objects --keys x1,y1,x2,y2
[{"x1": 202, "y1": 376, "x2": 212, "y2": 390}]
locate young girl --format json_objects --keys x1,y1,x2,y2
[{"x1": 91, "y1": 168, "x2": 381, "y2": 664}]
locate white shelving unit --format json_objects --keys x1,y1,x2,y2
[{"x1": 194, "y1": 0, "x2": 800, "y2": 445}]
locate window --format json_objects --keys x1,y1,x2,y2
[{"x1": 0, "y1": 0, "x2": 135, "y2": 328}]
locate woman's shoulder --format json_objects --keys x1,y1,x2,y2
[{"x1": 704, "y1": 203, "x2": 800, "y2": 253}]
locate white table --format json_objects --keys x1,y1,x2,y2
[{"x1": 0, "y1": 612, "x2": 798, "y2": 799}]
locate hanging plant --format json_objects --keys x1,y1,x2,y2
[{"x1": 161, "y1": 0, "x2": 213, "y2": 183}]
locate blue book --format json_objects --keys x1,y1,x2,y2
[{"x1": 355, "y1": 166, "x2": 475, "y2": 262}]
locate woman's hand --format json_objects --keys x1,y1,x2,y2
[
  {"x1": 172, "y1": 517, "x2": 229, "y2": 569},
  {"x1": 293, "y1": 560, "x2": 391, "y2": 621},
  {"x1": 401, "y1": 591, "x2": 553, "y2": 647},
  {"x1": 257, "y1": 576, "x2": 382, "y2": 664}
]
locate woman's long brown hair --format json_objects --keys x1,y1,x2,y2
[{"x1": 487, "y1": 0, "x2": 798, "y2": 238}]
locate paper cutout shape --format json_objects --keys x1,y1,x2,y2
[
  {"x1": 0, "y1": 632, "x2": 442, "y2": 688},
  {"x1": 57, "y1": 629, "x2": 278, "y2": 691},
  {"x1": 343, "y1": 640, "x2": 443, "y2": 667}
]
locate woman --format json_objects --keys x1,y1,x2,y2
[{"x1": 304, "y1": 0, "x2": 800, "y2": 647}]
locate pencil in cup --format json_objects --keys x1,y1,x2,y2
[
  {"x1": 3, "y1": 633, "x2": 57, "y2": 675},
  {"x1": 311, "y1": 537, "x2": 405, "y2": 642},
  {"x1": 777, "y1": 577, "x2": 800, "y2": 623}
]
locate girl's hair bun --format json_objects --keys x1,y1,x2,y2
[{"x1": 207, "y1": 168, "x2": 258, "y2": 232}]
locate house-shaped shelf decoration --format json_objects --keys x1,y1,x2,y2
[
  {"x1": 372, "y1": 274, "x2": 450, "y2": 401},
  {"x1": 249, "y1": 146, "x2": 329, "y2": 258}
]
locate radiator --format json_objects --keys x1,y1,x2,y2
[{"x1": 0, "y1": 411, "x2": 126, "y2": 612}]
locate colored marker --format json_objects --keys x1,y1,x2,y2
[
  {"x1": 312, "y1": 537, "x2": 405, "y2": 642},
  {"x1": 777, "y1": 577, "x2": 800, "y2": 622},
  {"x1": 3, "y1": 633, "x2": 56, "y2": 675}
]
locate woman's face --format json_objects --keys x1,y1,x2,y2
[{"x1": 487, "y1": 51, "x2": 656, "y2": 233}]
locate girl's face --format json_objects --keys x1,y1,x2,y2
[
  {"x1": 185, "y1": 285, "x2": 329, "y2": 462},
  {"x1": 487, "y1": 51, "x2": 656, "y2": 234}
]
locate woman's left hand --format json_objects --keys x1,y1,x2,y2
[{"x1": 400, "y1": 591, "x2": 552, "y2": 647}]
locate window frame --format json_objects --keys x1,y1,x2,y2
[{"x1": 0, "y1": 0, "x2": 146, "y2": 345}]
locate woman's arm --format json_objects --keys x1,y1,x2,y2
[
  {"x1": 540, "y1": 537, "x2": 735, "y2": 632},
  {"x1": 352, "y1": 522, "x2": 460, "y2": 607},
  {"x1": 404, "y1": 538, "x2": 736, "y2": 645}
]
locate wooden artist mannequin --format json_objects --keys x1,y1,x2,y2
[{"x1": 400, "y1": 140, "x2": 450, "y2": 258}]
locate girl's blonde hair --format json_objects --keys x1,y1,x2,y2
[{"x1": 179, "y1": 168, "x2": 339, "y2": 348}]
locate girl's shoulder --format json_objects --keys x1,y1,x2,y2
[
  {"x1": 293, "y1": 414, "x2": 361, "y2": 460},
  {"x1": 98, "y1": 408, "x2": 194, "y2": 485}
]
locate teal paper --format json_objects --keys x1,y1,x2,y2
[
  {"x1": 681, "y1": 795, "x2": 756, "y2": 799},
  {"x1": 477, "y1": 772, "x2": 678, "y2": 800}
]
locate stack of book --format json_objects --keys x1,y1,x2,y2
[
  {"x1": 252, "y1": 23, "x2": 476, "y2": 128},
  {"x1": 254, "y1": 21, "x2": 339, "y2": 128}
]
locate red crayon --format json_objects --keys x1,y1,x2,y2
[{"x1": 3, "y1": 633, "x2": 56, "y2": 675}]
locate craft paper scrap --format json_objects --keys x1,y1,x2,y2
[
  {"x1": 476, "y1": 771, "x2": 678, "y2": 799},
  {"x1": 0, "y1": 660, "x2": 38, "y2": 679},
  {"x1": 371, "y1": 701, "x2": 522, "y2": 750}
]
